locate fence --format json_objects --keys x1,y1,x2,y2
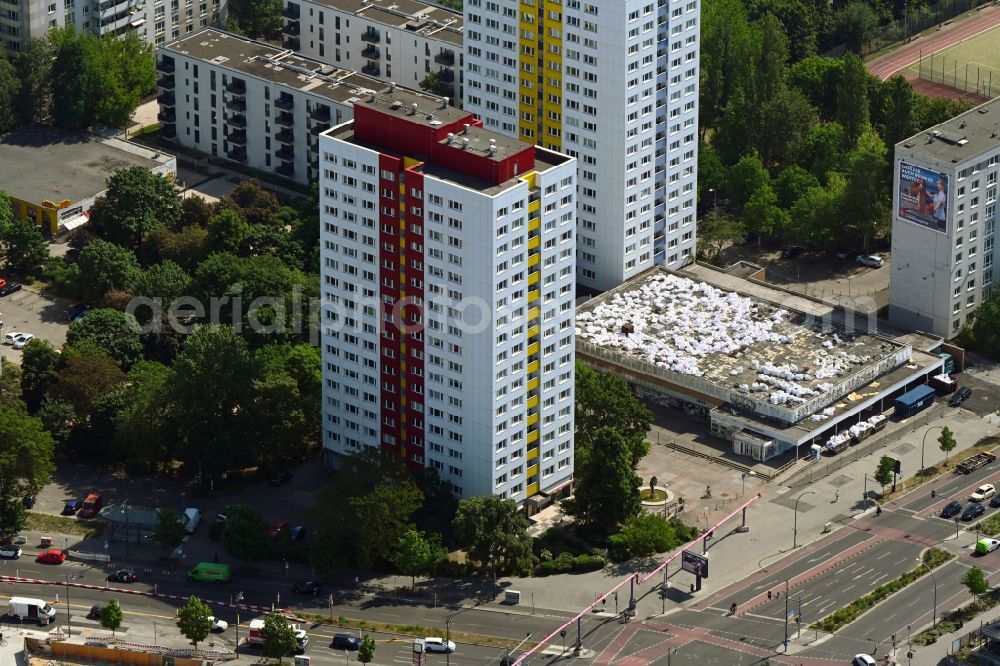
[{"x1": 918, "y1": 51, "x2": 1000, "y2": 98}]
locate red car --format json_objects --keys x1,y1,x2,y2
[
  {"x1": 268, "y1": 520, "x2": 290, "y2": 538},
  {"x1": 37, "y1": 549, "x2": 66, "y2": 564}
]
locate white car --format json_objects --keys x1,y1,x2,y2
[
  {"x1": 0, "y1": 544, "x2": 22, "y2": 558},
  {"x1": 3, "y1": 331, "x2": 26, "y2": 345},
  {"x1": 12, "y1": 333, "x2": 34, "y2": 349},
  {"x1": 856, "y1": 254, "x2": 884, "y2": 268},
  {"x1": 852, "y1": 655, "x2": 877, "y2": 666},
  {"x1": 971, "y1": 484, "x2": 997, "y2": 502},
  {"x1": 209, "y1": 616, "x2": 228, "y2": 632},
  {"x1": 423, "y1": 637, "x2": 456, "y2": 654}
]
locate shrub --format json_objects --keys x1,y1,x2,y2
[
  {"x1": 571, "y1": 554, "x2": 606, "y2": 572},
  {"x1": 607, "y1": 533, "x2": 630, "y2": 562}
]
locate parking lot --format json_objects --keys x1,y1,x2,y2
[{"x1": 0, "y1": 284, "x2": 74, "y2": 365}]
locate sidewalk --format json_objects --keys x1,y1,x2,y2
[
  {"x1": 0, "y1": 631, "x2": 27, "y2": 666},
  {"x1": 910, "y1": 602, "x2": 1000, "y2": 665}
]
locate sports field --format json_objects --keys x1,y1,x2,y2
[{"x1": 905, "y1": 23, "x2": 1000, "y2": 96}]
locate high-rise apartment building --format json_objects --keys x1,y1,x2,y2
[
  {"x1": 890, "y1": 98, "x2": 1000, "y2": 339},
  {"x1": 319, "y1": 93, "x2": 577, "y2": 505},
  {"x1": 2, "y1": 0, "x2": 224, "y2": 56},
  {"x1": 461, "y1": 0, "x2": 700, "y2": 291},
  {"x1": 281, "y1": 0, "x2": 463, "y2": 101}
]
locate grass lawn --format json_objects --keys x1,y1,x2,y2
[{"x1": 26, "y1": 512, "x2": 105, "y2": 540}]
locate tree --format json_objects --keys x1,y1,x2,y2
[
  {"x1": 49, "y1": 352, "x2": 126, "y2": 416},
  {"x1": 970, "y1": 287, "x2": 1000, "y2": 356},
  {"x1": 563, "y1": 427, "x2": 642, "y2": 533},
  {"x1": 575, "y1": 362, "x2": 651, "y2": 467},
  {"x1": 0, "y1": 57, "x2": 18, "y2": 131},
  {"x1": 262, "y1": 611, "x2": 298, "y2": 663},
  {"x1": 358, "y1": 635, "x2": 376, "y2": 663},
  {"x1": 786, "y1": 174, "x2": 846, "y2": 247},
  {"x1": 787, "y1": 56, "x2": 843, "y2": 120},
  {"x1": 757, "y1": 85, "x2": 816, "y2": 169},
  {"x1": 222, "y1": 180, "x2": 282, "y2": 227},
  {"x1": 111, "y1": 361, "x2": 172, "y2": 469},
  {"x1": 619, "y1": 513, "x2": 678, "y2": 557},
  {"x1": 66, "y1": 309, "x2": 143, "y2": 369},
  {"x1": 36, "y1": 399, "x2": 76, "y2": 445},
  {"x1": 726, "y1": 153, "x2": 770, "y2": 211},
  {"x1": 841, "y1": 130, "x2": 889, "y2": 248},
  {"x1": 874, "y1": 455, "x2": 894, "y2": 494},
  {"x1": 697, "y1": 208, "x2": 745, "y2": 264},
  {"x1": 180, "y1": 196, "x2": 214, "y2": 228},
  {"x1": 89, "y1": 166, "x2": 182, "y2": 250},
  {"x1": 774, "y1": 166, "x2": 821, "y2": 210},
  {"x1": 939, "y1": 427, "x2": 957, "y2": 466},
  {"x1": 0, "y1": 405, "x2": 55, "y2": 537},
  {"x1": 135, "y1": 260, "x2": 191, "y2": 306},
  {"x1": 153, "y1": 507, "x2": 187, "y2": 550},
  {"x1": 77, "y1": 240, "x2": 141, "y2": 302},
  {"x1": 13, "y1": 39, "x2": 53, "y2": 125},
  {"x1": 99, "y1": 598, "x2": 124, "y2": 637},
  {"x1": 0, "y1": 216, "x2": 49, "y2": 275},
  {"x1": 700, "y1": 0, "x2": 754, "y2": 138},
  {"x1": 176, "y1": 595, "x2": 213, "y2": 649},
  {"x1": 0, "y1": 359, "x2": 24, "y2": 412},
  {"x1": 227, "y1": 0, "x2": 283, "y2": 39},
  {"x1": 452, "y1": 496, "x2": 533, "y2": 575},
  {"x1": 802, "y1": 122, "x2": 847, "y2": 182},
  {"x1": 743, "y1": 184, "x2": 790, "y2": 237},
  {"x1": 221, "y1": 502, "x2": 270, "y2": 560},
  {"x1": 962, "y1": 565, "x2": 989, "y2": 604},
  {"x1": 834, "y1": 1, "x2": 879, "y2": 53},
  {"x1": 20, "y1": 338, "x2": 61, "y2": 413},
  {"x1": 418, "y1": 71, "x2": 450, "y2": 96},
  {"x1": 390, "y1": 529, "x2": 441, "y2": 589},
  {"x1": 879, "y1": 76, "x2": 916, "y2": 148},
  {"x1": 836, "y1": 52, "x2": 871, "y2": 146},
  {"x1": 206, "y1": 208, "x2": 252, "y2": 255}
]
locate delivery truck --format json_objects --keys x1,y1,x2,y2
[
  {"x1": 247, "y1": 618, "x2": 309, "y2": 653},
  {"x1": 7, "y1": 597, "x2": 57, "y2": 624}
]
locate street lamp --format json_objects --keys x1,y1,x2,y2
[
  {"x1": 915, "y1": 558, "x2": 938, "y2": 628},
  {"x1": 234, "y1": 591, "x2": 244, "y2": 654},
  {"x1": 446, "y1": 618, "x2": 453, "y2": 666},
  {"x1": 793, "y1": 491, "x2": 815, "y2": 549},
  {"x1": 921, "y1": 426, "x2": 945, "y2": 477},
  {"x1": 505, "y1": 632, "x2": 532, "y2": 666},
  {"x1": 667, "y1": 647, "x2": 678, "y2": 665}
]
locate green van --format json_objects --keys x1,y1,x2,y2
[
  {"x1": 975, "y1": 538, "x2": 1000, "y2": 555},
  {"x1": 186, "y1": 562, "x2": 231, "y2": 582}
]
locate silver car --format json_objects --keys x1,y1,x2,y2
[{"x1": 0, "y1": 544, "x2": 23, "y2": 558}]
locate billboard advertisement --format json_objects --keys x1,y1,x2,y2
[
  {"x1": 897, "y1": 162, "x2": 949, "y2": 233},
  {"x1": 681, "y1": 550, "x2": 708, "y2": 578}
]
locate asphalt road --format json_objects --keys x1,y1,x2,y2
[{"x1": 897, "y1": 457, "x2": 1000, "y2": 514}]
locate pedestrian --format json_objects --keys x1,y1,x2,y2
[
  {"x1": 767, "y1": 590, "x2": 772, "y2": 600},
  {"x1": 834, "y1": 489, "x2": 840, "y2": 502}
]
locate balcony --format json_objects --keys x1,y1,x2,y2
[
  {"x1": 227, "y1": 113, "x2": 247, "y2": 128},
  {"x1": 438, "y1": 67, "x2": 454, "y2": 82},
  {"x1": 276, "y1": 111, "x2": 294, "y2": 127},
  {"x1": 275, "y1": 128, "x2": 295, "y2": 144},
  {"x1": 310, "y1": 105, "x2": 331, "y2": 121},
  {"x1": 157, "y1": 109, "x2": 175, "y2": 123},
  {"x1": 159, "y1": 92, "x2": 175, "y2": 107},
  {"x1": 276, "y1": 163, "x2": 295, "y2": 178},
  {"x1": 226, "y1": 146, "x2": 247, "y2": 162},
  {"x1": 227, "y1": 129, "x2": 247, "y2": 145},
  {"x1": 361, "y1": 29, "x2": 380, "y2": 43},
  {"x1": 276, "y1": 145, "x2": 295, "y2": 161},
  {"x1": 361, "y1": 45, "x2": 380, "y2": 59},
  {"x1": 157, "y1": 57, "x2": 175, "y2": 73},
  {"x1": 225, "y1": 79, "x2": 246, "y2": 96},
  {"x1": 361, "y1": 63, "x2": 380, "y2": 77},
  {"x1": 160, "y1": 124, "x2": 176, "y2": 139},
  {"x1": 310, "y1": 122, "x2": 331, "y2": 135},
  {"x1": 284, "y1": 37, "x2": 300, "y2": 51},
  {"x1": 282, "y1": 21, "x2": 300, "y2": 36},
  {"x1": 434, "y1": 50, "x2": 455, "y2": 66},
  {"x1": 158, "y1": 74, "x2": 175, "y2": 89},
  {"x1": 275, "y1": 95, "x2": 294, "y2": 111},
  {"x1": 282, "y1": 3, "x2": 299, "y2": 19}
]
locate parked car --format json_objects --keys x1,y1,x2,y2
[
  {"x1": 67, "y1": 304, "x2": 88, "y2": 321},
  {"x1": 781, "y1": 245, "x2": 806, "y2": 259},
  {"x1": 269, "y1": 471, "x2": 293, "y2": 486},
  {"x1": 12, "y1": 333, "x2": 34, "y2": 349},
  {"x1": 0, "y1": 544, "x2": 22, "y2": 558},
  {"x1": 268, "y1": 520, "x2": 291, "y2": 538},
  {"x1": 856, "y1": 254, "x2": 884, "y2": 268},
  {"x1": 971, "y1": 484, "x2": 997, "y2": 502},
  {"x1": 87, "y1": 604, "x2": 102, "y2": 619},
  {"x1": 77, "y1": 492, "x2": 103, "y2": 519},
  {"x1": 962, "y1": 503, "x2": 987, "y2": 521},
  {"x1": 835, "y1": 248, "x2": 859, "y2": 260},
  {"x1": 183, "y1": 507, "x2": 202, "y2": 534},
  {"x1": 37, "y1": 549, "x2": 66, "y2": 564},
  {"x1": 209, "y1": 616, "x2": 229, "y2": 632},
  {"x1": 941, "y1": 501, "x2": 963, "y2": 518},
  {"x1": 949, "y1": 387, "x2": 973, "y2": 407},
  {"x1": 293, "y1": 581, "x2": 322, "y2": 596},
  {"x1": 108, "y1": 568, "x2": 137, "y2": 583},
  {"x1": 3, "y1": 331, "x2": 26, "y2": 344},
  {"x1": 990, "y1": 495, "x2": 1000, "y2": 509},
  {"x1": 290, "y1": 524, "x2": 307, "y2": 541},
  {"x1": 62, "y1": 499, "x2": 83, "y2": 515},
  {"x1": 0, "y1": 282, "x2": 22, "y2": 297},
  {"x1": 423, "y1": 637, "x2": 456, "y2": 654},
  {"x1": 853, "y1": 656, "x2": 877, "y2": 666},
  {"x1": 331, "y1": 634, "x2": 362, "y2": 650},
  {"x1": 215, "y1": 505, "x2": 233, "y2": 523}
]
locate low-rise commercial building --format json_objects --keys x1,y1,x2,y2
[
  {"x1": 0, "y1": 127, "x2": 176, "y2": 236},
  {"x1": 282, "y1": 0, "x2": 462, "y2": 101},
  {"x1": 157, "y1": 28, "x2": 446, "y2": 186}
]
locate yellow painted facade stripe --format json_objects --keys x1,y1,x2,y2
[
  {"x1": 528, "y1": 253, "x2": 541, "y2": 267},
  {"x1": 526, "y1": 482, "x2": 539, "y2": 496},
  {"x1": 527, "y1": 395, "x2": 539, "y2": 410},
  {"x1": 527, "y1": 341, "x2": 540, "y2": 356},
  {"x1": 527, "y1": 429, "x2": 540, "y2": 443},
  {"x1": 527, "y1": 377, "x2": 540, "y2": 392},
  {"x1": 528, "y1": 199, "x2": 541, "y2": 214},
  {"x1": 527, "y1": 412, "x2": 539, "y2": 427},
  {"x1": 528, "y1": 236, "x2": 541, "y2": 250},
  {"x1": 528, "y1": 271, "x2": 540, "y2": 286}
]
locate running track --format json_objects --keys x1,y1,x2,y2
[{"x1": 867, "y1": 4, "x2": 1000, "y2": 80}]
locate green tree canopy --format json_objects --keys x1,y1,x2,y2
[
  {"x1": 13, "y1": 39, "x2": 53, "y2": 125},
  {"x1": 774, "y1": 165, "x2": 821, "y2": 209},
  {"x1": 836, "y1": 52, "x2": 871, "y2": 146},
  {"x1": 970, "y1": 287, "x2": 1000, "y2": 355},
  {"x1": 0, "y1": 214, "x2": 48, "y2": 275},
  {"x1": 153, "y1": 507, "x2": 187, "y2": 550},
  {"x1": 135, "y1": 260, "x2": 191, "y2": 307},
  {"x1": 697, "y1": 208, "x2": 745, "y2": 264},
  {"x1": 939, "y1": 427, "x2": 957, "y2": 465},
  {"x1": 452, "y1": 495, "x2": 534, "y2": 575},
  {"x1": 176, "y1": 595, "x2": 213, "y2": 648},
  {"x1": 262, "y1": 612, "x2": 299, "y2": 662},
  {"x1": 0, "y1": 405, "x2": 55, "y2": 537},
  {"x1": 49, "y1": 352, "x2": 127, "y2": 416},
  {"x1": 221, "y1": 180, "x2": 282, "y2": 227},
  {"x1": 563, "y1": 427, "x2": 642, "y2": 534},
  {"x1": 962, "y1": 565, "x2": 989, "y2": 603},
  {"x1": 390, "y1": 529, "x2": 442, "y2": 589},
  {"x1": 206, "y1": 208, "x2": 252, "y2": 255},
  {"x1": 66, "y1": 309, "x2": 143, "y2": 369},
  {"x1": 77, "y1": 240, "x2": 142, "y2": 302},
  {"x1": 0, "y1": 55, "x2": 21, "y2": 132},
  {"x1": 99, "y1": 598, "x2": 124, "y2": 637},
  {"x1": 575, "y1": 362, "x2": 651, "y2": 467},
  {"x1": 358, "y1": 635, "x2": 376, "y2": 664},
  {"x1": 726, "y1": 153, "x2": 770, "y2": 210},
  {"x1": 418, "y1": 71, "x2": 450, "y2": 96},
  {"x1": 227, "y1": 0, "x2": 283, "y2": 39},
  {"x1": 834, "y1": 1, "x2": 879, "y2": 53},
  {"x1": 20, "y1": 338, "x2": 61, "y2": 413},
  {"x1": 221, "y1": 502, "x2": 270, "y2": 561},
  {"x1": 619, "y1": 513, "x2": 680, "y2": 558},
  {"x1": 874, "y1": 455, "x2": 894, "y2": 492},
  {"x1": 90, "y1": 166, "x2": 182, "y2": 250}
]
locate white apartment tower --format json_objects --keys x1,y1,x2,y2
[
  {"x1": 890, "y1": 98, "x2": 1000, "y2": 339},
  {"x1": 2, "y1": 0, "x2": 224, "y2": 56},
  {"x1": 281, "y1": 0, "x2": 463, "y2": 101},
  {"x1": 461, "y1": 0, "x2": 700, "y2": 291},
  {"x1": 319, "y1": 93, "x2": 577, "y2": 506}
]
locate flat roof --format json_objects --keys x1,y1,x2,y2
[
  {"x1": 577, "y1": 265, "x2": 912, "y2": 424},
  {"x1": 161, "y1": 29, "x2": 447, "y2": 109},
  {"x1": 297, "y1": 0, "x2": 463, "y2": 42},
  {"x1": 0, "y1": 128, "x2": 169, "y2": 206},
  {"x1": 898, "y1": 97, "x2": 1000, "y2": 163}
]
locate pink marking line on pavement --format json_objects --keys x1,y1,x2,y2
[{"x1": 867, "y1": 5, "x2": 1000, "y2": 80}]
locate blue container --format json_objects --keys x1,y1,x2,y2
[{"x1": 894, "y1": 384, "x2": 936, "y2": 418}]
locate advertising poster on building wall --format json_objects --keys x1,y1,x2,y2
[{"x1": 897, "y1": 162, "x2": 949, "y2": 233}]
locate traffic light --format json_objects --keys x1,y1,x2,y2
[{"x1": 893, "y1": 459, "x2": 902, "y2": 474}]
